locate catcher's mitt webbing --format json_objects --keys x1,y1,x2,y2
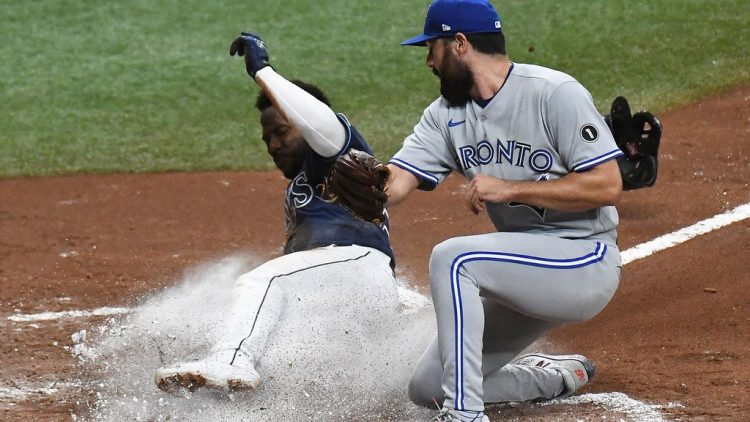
[{"x1": 325, "y1": 149, "x2": 390, "y2": 223}]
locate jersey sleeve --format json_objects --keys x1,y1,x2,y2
[
  {"x1": 255, "y1": 67, "x2": 346, "y2": 158},
  {"x1": 303, "y1": 113, "x2": 371, "y2": 185},
  {"x1": 545, "y1": 81, "x2": 623, "y2": 172},
  {"x1": 389, "y1": 101, "x2": 456, "y2": 190}
]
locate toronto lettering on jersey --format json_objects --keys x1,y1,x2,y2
[{"x1": 458, "y1": 139, "x2": 553, "y2": 173}]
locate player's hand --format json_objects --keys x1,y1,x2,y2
[
  {"x1": 229, "y1": 32, "x2": 271, "y2": 78},
  {"x1": 465, "y1": 181, "x2": 484, "y2": 214},
  {"x1": 466, "y1": 192, "x2": 484, "y2": 214},
  {"x1": 465, "y1": 174, "x2": 513, "y2": 215}
]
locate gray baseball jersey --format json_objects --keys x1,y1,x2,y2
[
  {"x1": 393, "y1": 63, "x2": 624, "y2": 412},
  {"x1": 390, "y1": 63, "x2": 623, "y2": 244}
]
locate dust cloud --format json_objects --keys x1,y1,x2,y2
[{"x1": 73, "y1": 255, "x2": 437, "y2": 421}]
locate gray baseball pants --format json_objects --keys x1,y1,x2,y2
[{"x1": 409, "y1": 232, "x2": 621, "y2": 412}]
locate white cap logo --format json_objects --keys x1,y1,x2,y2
[
  {"x1": 495, "y1": 21, "x2": 502, "y2": 29},
  {"x1": 442, "y1": 24, "x2": 451, "y2": 32}
]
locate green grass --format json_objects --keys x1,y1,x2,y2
[{"x1": 1, "y1": 0, "x2": 748, "y2": 176}]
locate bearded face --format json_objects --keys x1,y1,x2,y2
[
  {"x1": 433, "y1": 46, "x2": 474, "y2": 106},
  {"x1": 260, "y1": 106, "x2": 311, "y2": 179}
]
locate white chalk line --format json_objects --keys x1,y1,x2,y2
[
  {"x1": 6, "y1": 286, "x2": 428, "y2": 322},
  {"x1": 6, "y1": 306, "x2": 130, "y2": 322},
  {"x1": 0, "y1": 382, "x2": 80, "y2": 406},
  {"x1": 621, "y1": 202, "x2": 750, "y2": 265},
  {"x1": 4, "y1": 202, "x2": 748, "y2": 418}
]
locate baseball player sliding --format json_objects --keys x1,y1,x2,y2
[
  {"x1": 153, "y1": 33, "x2": 398, "y2": 394},
  {"x1": 382, "y1": 0, "x2": 636, "y2": 421}
]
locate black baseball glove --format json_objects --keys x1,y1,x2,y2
[
  {"x1": 324, "y1": 149, "x2": 390, "y2": 224},
  {"x1": 604, "y1": 96, "x2": 663, "y2": 190}
]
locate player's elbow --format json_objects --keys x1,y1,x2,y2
[
  {"x1": 594, "y1": 160, "x2": 623, "y2": 206},
  {"x1": 601, "y1": 175, "x2": 623, "y2": 206}
]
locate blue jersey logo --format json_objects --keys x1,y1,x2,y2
[{"x1": 448, "y1": 119, "x2": 466, "y2": 128}]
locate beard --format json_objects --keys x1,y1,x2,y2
[{"x1": 434, "y1": 51, "x2": 474, "y2": 106}]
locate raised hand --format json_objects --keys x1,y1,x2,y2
[{"x1": 229, "y1": 32, "x2": 271, "y2": 78}]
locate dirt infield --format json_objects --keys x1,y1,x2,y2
[{"x1": 1, "y1": 86, "x2": 748, "y2": 421}]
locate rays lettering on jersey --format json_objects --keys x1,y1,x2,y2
[
  {"x1": 286, "y1": 172, "x2": 315, "y2": 208},
  {"x1": 283, "y1": 172, "x2": 314, "y2": 235},
  {"x1": 458, "y1": 139, "x2": 553, "y2": 173}
]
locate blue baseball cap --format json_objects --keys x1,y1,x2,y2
[{"x1": 401, "y1": 0, "x2": 503, "y2": 46}]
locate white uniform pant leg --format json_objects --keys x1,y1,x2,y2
[
  {"x1": 213, "y1": 245, "x2": 397, "y2": 369},
  {"x1": 428, "y1": 232, "x2": 620, "y2": 412},
  {"x1": 211, "y1": 264, "x2": 284, "y2": 363}
]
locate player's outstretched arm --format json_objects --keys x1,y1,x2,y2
[
  {"x1": 384, "y1": 164, "x2": 420, "y2": 207},
  {"x1": 229, "y1": 32, "x2": 346, "y2": 157}
]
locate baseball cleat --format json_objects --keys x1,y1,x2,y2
[
  {"x1": 431, "y1": 407, "x2": 489, "y2": 422},
  {"x1": 154, "y1": 351, "x2": 261, "y2": 394},
  {"x1": 510, "y1": 353, "x2": 595, "y2": 397}
]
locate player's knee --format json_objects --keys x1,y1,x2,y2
[
  {"x1": 408, "y1": 372, "x2": 444, "y2": 408},
  {"x1": 428, "y1": 238, "x2": 471, "y2": 291},
  {"x1": 408, "y1": 355, "x2": 445, "y2": 408},
  {"x1": 429, "y1": 238, "x2": 462, "y2": 272}
]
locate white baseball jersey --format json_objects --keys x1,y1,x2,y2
[{"x1": 390, "y1": 63, "x2": 623, "y2": 244}]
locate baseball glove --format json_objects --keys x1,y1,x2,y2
[
  {"x1": 604, "y1": 96, "x2": 663, "y2": 190},
  {"x1": 324, "y1": 149, "x2": 391, "y2": 224}
]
